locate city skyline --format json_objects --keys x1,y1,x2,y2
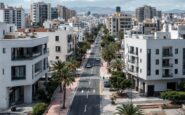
[{"x1": 1, "y1": 0, "x2": 185, "y2": 11}]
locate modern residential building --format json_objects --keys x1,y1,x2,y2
[
  {"x1": 31, "y1": 2, "x2": 51, "y2": 25},
  {"x1": 51, "y1": 7, "x2": 58, "y2": 19},
  {"x1": 106, "y1": 6, "x2": 132, "y2": 37},
  {"x1": 37, "y1": 29, "x2": 75, "y2": 64},
  {"x1": 0, "y1": 2, "x2": 5, "y2": 9},
  {"x1": 124, "y1": 23, "x2": 185, "y2": 96},
  {"x1": 0, "y1": 6, "x2": 25, "y2": 28},
  {"x1": 135, "y1": 5, "x2": 162, "y2": 22},
  {"x1": 57, "y1": 5, "x2": 76, "y2": 21},
  {"x1": 0, "y1": 22, "x2": 49, "y2": 109}
]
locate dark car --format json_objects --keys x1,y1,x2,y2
[
  {"x1": 85, "y1": 63, "x2": 92, "y2": 68},
  {"x1": 104, "y1": 80, "x2": 110, "y2": 87}
]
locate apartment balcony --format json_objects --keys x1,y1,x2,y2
[
  {"x1": 162, "y1": 63, "x2": 173, "y2": 67},
  {"x1": 12, "y1": 75, "x2": 26, "y2": 81},
  {"x1": 128, "y1": 59, "x2": 138, "y2": 65},
  {"x1": 128, "y1": 51, "x2": 138, "y2": 56},
  {"x1": 128, "y1": 68, "x2": 138, "y2": 75},
  {"x1": 162, "y1": 53, "x2": 173, "y2": 57},
  {"x1": 11, "y1": 46, "x2": 48, "y2": 61},
  {"x1": 162, "y1": 74, "x2": 173, "y2": 78}
]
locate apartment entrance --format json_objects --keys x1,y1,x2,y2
[
  {"x1": 167, "y1": 82, "x2": 176, "y2": 90},
  {"x1": 147, "y1": 85, "x2": 154, "y2": 96},
  {"x1": 9, "y1": 86, "x2": 24, "y2": 107}
]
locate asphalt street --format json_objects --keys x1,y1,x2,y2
[{"x1": 68, "y1": 34, "x2": 101, "y2": 115}]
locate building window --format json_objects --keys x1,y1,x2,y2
[
  {"x1": 2, "y1": 69, "x2": 4, "y2": 75},
  {"x1": 156, "y1": 70, "x2": 159, "y2": 75},
  {"x1": 140, "y1": 49, "x2": 142, "y2": 53},
  {"x1": 11, "y1": 65, "x2": 26, "y2": 80},
  {"x1": 175, "y1": 49, "x2": 178, "y2": 54},
  {"x1": 140, "y1": 69, "x2": 142, "y2": 73},
  {"x1": 55, "y1": 36, "x2": 59, "y2": 41},
  {"x1": 175, "y1": 69, "x2": 178, "y2": 74},
  {"x1": 56, "y1": 56, "x2": 59, "y2": 59},
  {"x1": 3, "y1": 48, "x2": 5, "y2": 54},
  {"x1": 156, "y1": 59, "x2": 159, "y2": 65},
  {"x1": 140, "y1": 59, "x2": 142, "y2": 63},
  {"x1": 156, "y1": 49, "x2": 159, "y2": 54},
  {"x1": 175, "y1": 59, "x2": 178, "y2": 64},
  {"x1": 55, "y1": 46, "x2": 61, "y2": 52}
]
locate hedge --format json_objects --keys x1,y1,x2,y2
[{"x1": 161, "y1": 91, "x2": 185, "y2": 102}]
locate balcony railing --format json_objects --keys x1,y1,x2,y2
[
  {"x1": 12, "y1": 51, "x2": 42, "y2": 60},
  {"x1": 162, "y1": 53, "x2": 173, "y2": 57},
  {"x1": 128, "y1": 69, "x2": 138, "y2": 73},
  {"x1": 162, "y1": 64, "x2": 173, "y2": 67},
  {"x1": 162, "y1": 74, "x2": 173, "y2": 78},
  {"x1": 129, "y1": 51, "x2": 138, "y2": 55},
  {"x1": 128, "y1": 60, "x2": 138, "y2": 64},
  {"x1": 12, "y1": 76, "x2": 26, "y2": 80}
]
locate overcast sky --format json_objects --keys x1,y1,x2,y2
[{"x1": 1, "y1": 0, "x2": 185, "y2": 11}]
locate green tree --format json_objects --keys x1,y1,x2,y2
[
  {"x1": 110, "y1": 72, "x2": 131, "y2": 94},
  {"x1": 110, "y1": 59, "x2": 124, "y2": 72},
  {"x1": 119, "y1": 31, "x2": 124, "y2": 40},
  {"x1": 51, "y1": 60, "x2": 75, "y2": 109},
  {"x1": 102, "y1": 46, "x2": 116, "y2": 65},
  {"x1": 114, "y1": 103, "x2": 143, "y2": 115}
]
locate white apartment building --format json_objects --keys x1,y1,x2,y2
[
  {"x1": 37, "y1": 29, "x2": 75, "y2": 64},
  {"x1": 0, "y1": 23, "x2": 49, "y2": 109},
  {"x1": 0, "y1": 7, "x2": 25, "y2": 28},
  {"x1": 106, "y1": 7, "x2": 132, "y2": 37},
  {"x1": 124, "y1": 24, "x2": 185, "y2": 96},
  {"x1": 31, "y1": 2, "x2": 51, "y2": 25}
]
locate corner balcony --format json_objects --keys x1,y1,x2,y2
[{"x1": 12, "y1": 47, "x2": 48, "y2": 61}]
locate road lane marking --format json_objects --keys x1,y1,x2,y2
[
  {"x1": 84, "y1": 104, "x2": 87, "y2": 112},
  {"x1": 81, "y1": 90, "x2": 84, "y2": 93}
]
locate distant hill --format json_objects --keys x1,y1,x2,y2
[{"x1": 164, "y1": 9, "x2": 185, "y2": 14}]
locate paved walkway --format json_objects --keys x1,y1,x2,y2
[
  {"x1": 100, "y1": 61, "x2": 111, "y2": 79},
  {"x1": 46, "y1": 78, "x2": 79, "y2": 115}
]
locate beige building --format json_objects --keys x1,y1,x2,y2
[
  {"x1": 57, "y1": 5, "x2": 76, "y2": 21},
  {"x1": 106, "y1": 7, "x2": 132, "y2": 37}
]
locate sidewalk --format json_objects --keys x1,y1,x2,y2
[
  {"x1": 46, "y1": 78, "x2": 79, "y2": 115},
  {"x1": 100, "y1": 61, "x2": 111, "y2": 79}
]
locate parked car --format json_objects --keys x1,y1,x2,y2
[
  {"x1": 85, "y1": 63, "x2": 92, "y2": 68},
  {"x1": 104, "y1": 79, "x2": 110, "y2": 87}
]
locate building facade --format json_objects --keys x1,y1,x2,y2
[
  {"x1": 31, "y1": 2, "x2": 51, "y2": 25},
  {"x1": 57, "y1": 5, "x2": 76, "y2": 21},
  {"x1": 36, "y1": 29, "x2": 75, "y2": 64},
  {"x1": 124, "y1": 24, "x2": 185, "y2": 96},
  {"x1": 136, "y1": 5, "x2": 162, "y2": 22},
  {"x1": 106, "y1": 7, "x2": 132, "y2": 37},
  {"x1": 0, "y1": 23, "x2": 49, "y2": 109},
  {"x1": 0, "y1": 7, "x2": 25, "y2": 28}
]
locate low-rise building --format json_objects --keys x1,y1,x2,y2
[
  {"x1": 124, "y1": 24, "x2": 185, "y2": 96},
  {"x1": 0, "y1": 23, "x2": 49, "y2": 109}
]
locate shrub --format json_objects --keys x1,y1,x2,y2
[
  {"x1": 32, "y1": 102, "x2": 47, "y2": 115},
  {"x1": 161, "y1": 91, "x2": 185, "y2": 103}
]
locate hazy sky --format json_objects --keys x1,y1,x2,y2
[{"x1": 1, "y1": 0, "x2": 185, "y2": 11}]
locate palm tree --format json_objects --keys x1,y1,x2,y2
[
  {"x1": 51, "y1": 60, "x2": 75, "y2": 109},
  {"x1": 114, "y1": 103, "x2": 143, "y2": 115},
  {"x1": 51, "y1": 60, "x2": 66, "y2": 92},
  {"x1": 110, "y1": 59, "x2": 124, "y2": 72}
]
